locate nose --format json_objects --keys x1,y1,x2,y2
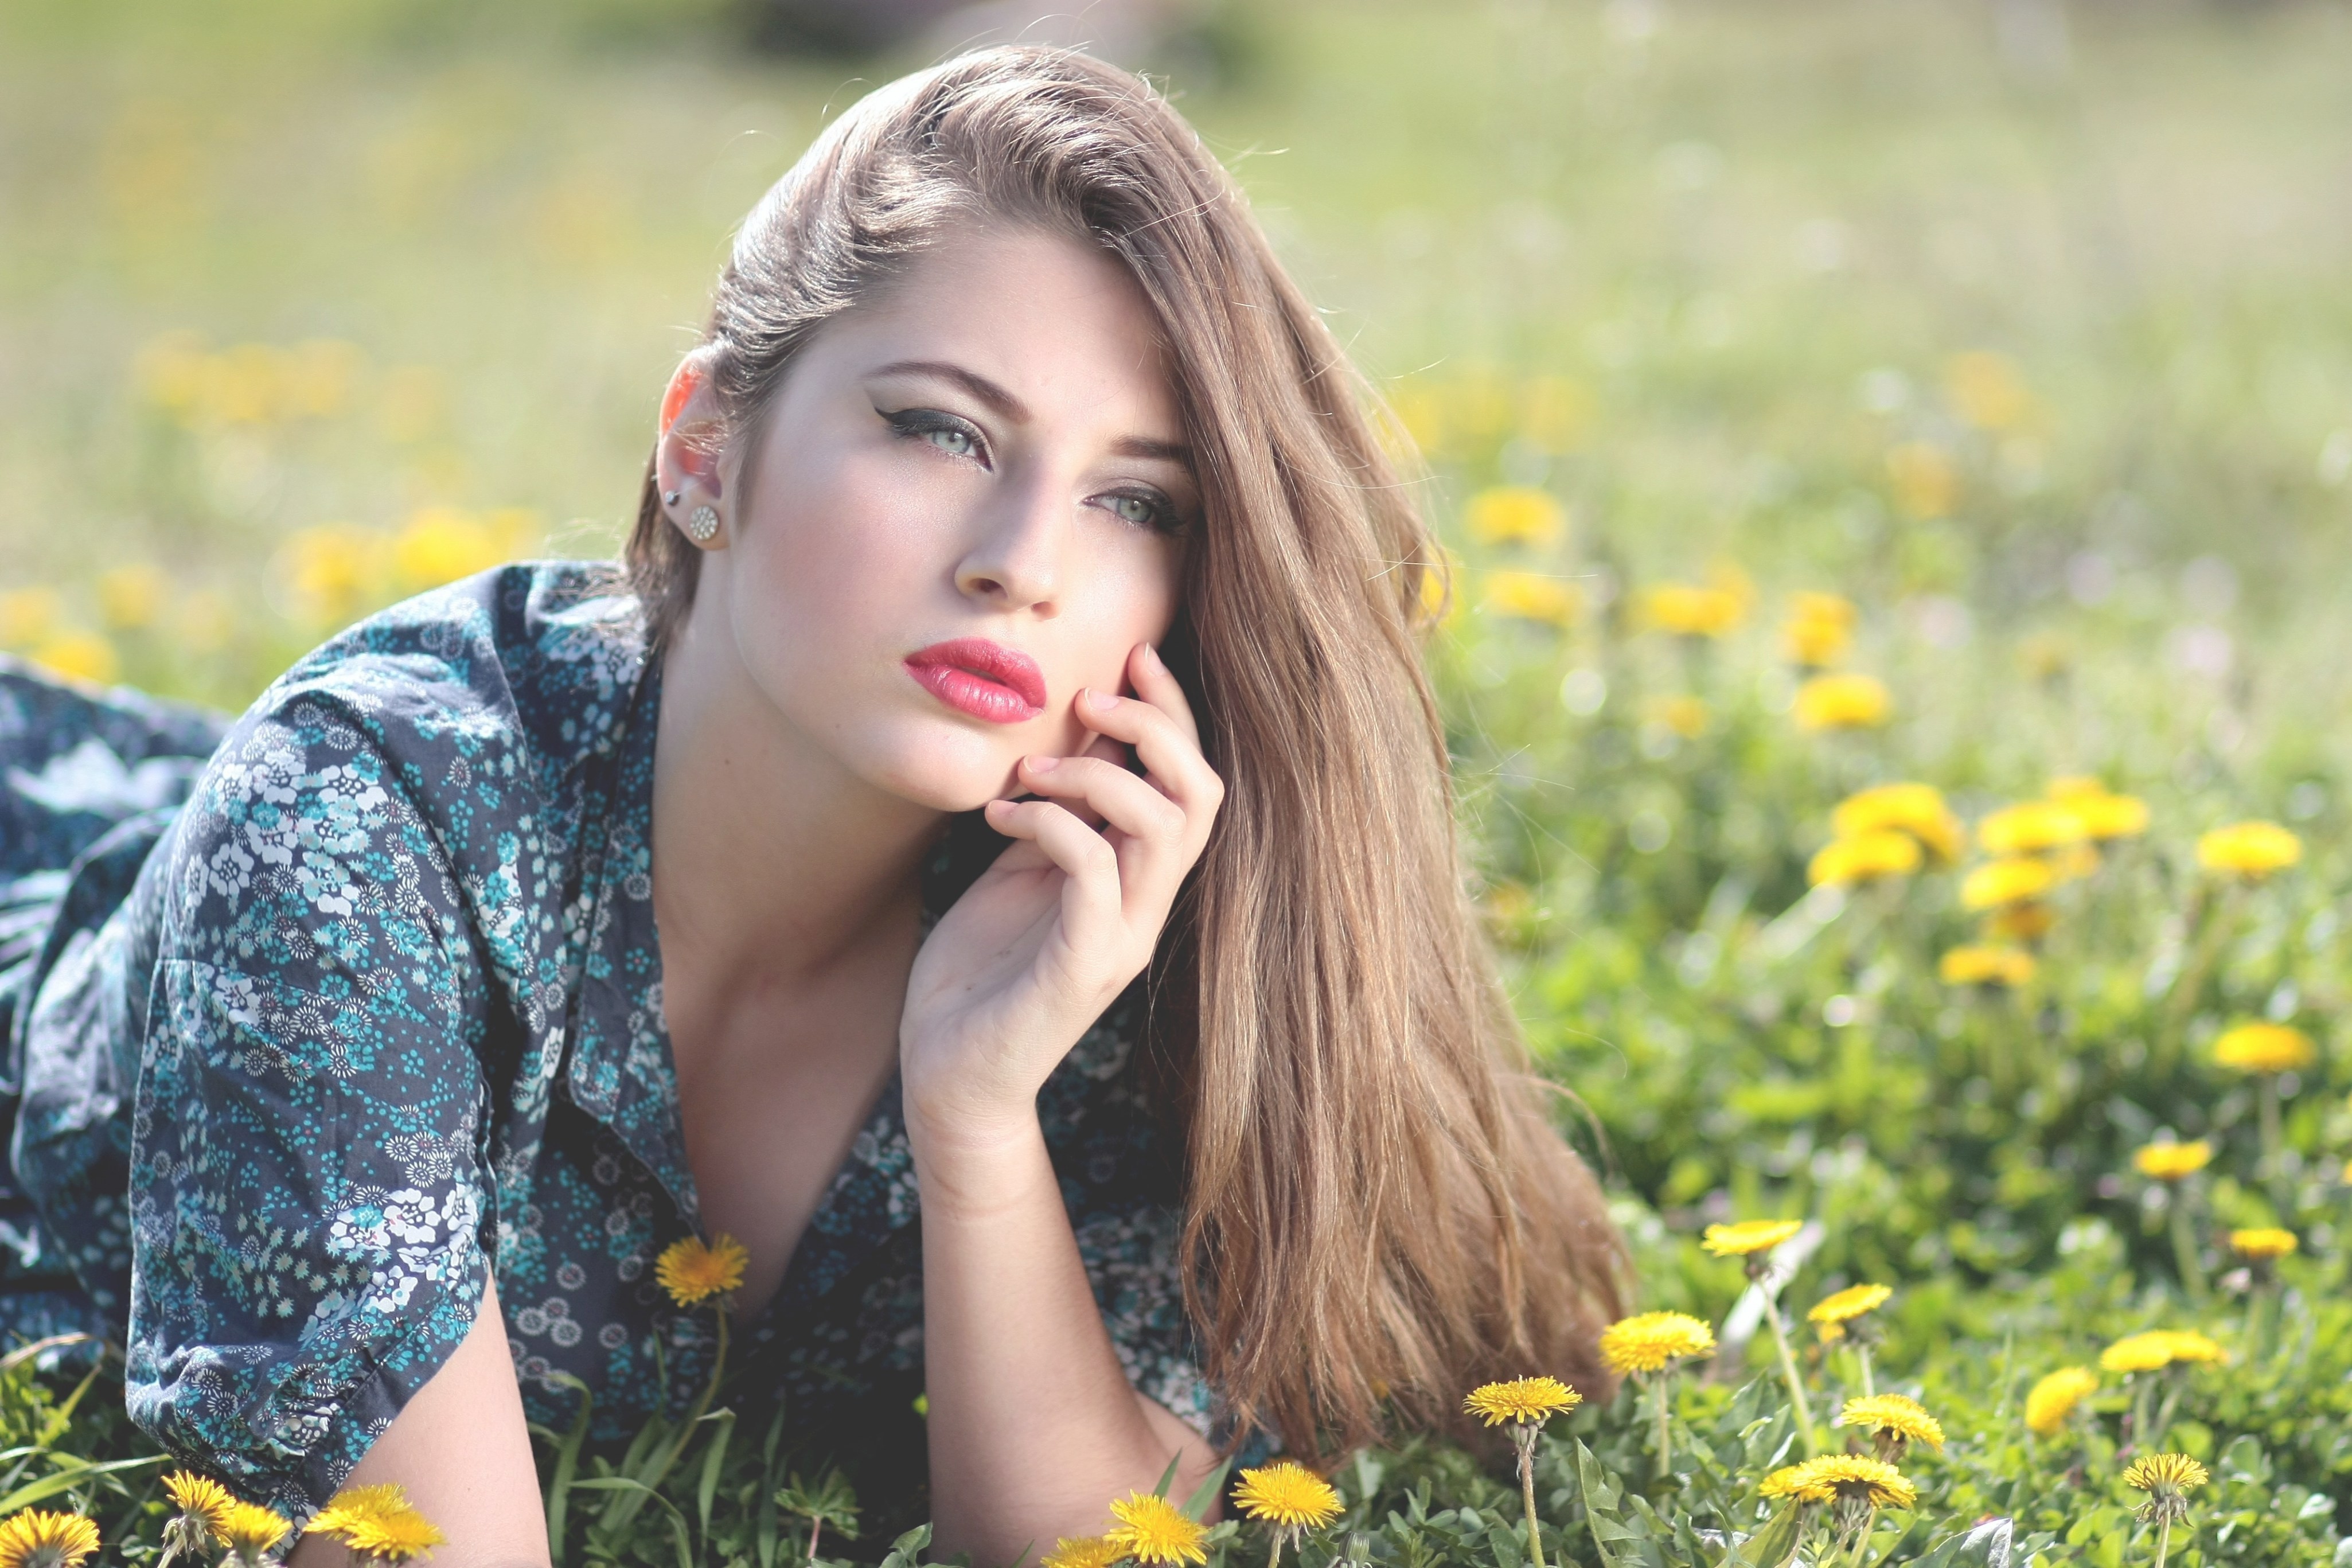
[{"x1": 953, "y1": 472, "x2": 1064, "y2": 617}]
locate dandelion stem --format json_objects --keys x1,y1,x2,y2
[
  {"x1": 1515, "y1": 1426, "x2": 1546, "y2": 1568},
  {"x1": 1856, "y1": 1341, "x2": 1875, "y2": 1401},
  {"x1": 2152, "y1": 1514, "x2": 2172, "y2": 1568},
  {"x1": 1762, "y1": 1295, "x2": 1820, "y2": 1457},
  {"x1": 2257, "y1": 1075, "x2": 2285, "y2": 1208},
  {"x1": 1266, "y1": 1530, "x2": 1285, "y2": 1568},
  {"x1": 2247, "y1": 1282, "x2": 2274, "y2": 1364},
  {"x1": 1652, "y1": 1374, "x2": 1672, "y2": 1480},
  {"x1": 808, "y1": 1512, "x2": 824, "y2": 1566},
  {"x1": 2167, "y1": 1193, "x2": 2208, "y2": 1308}
]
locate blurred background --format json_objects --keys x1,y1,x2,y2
[{"x1": 6, "y1": 0, "x2": 2352, "y2": 1324}]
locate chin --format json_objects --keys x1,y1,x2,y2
[{"x1": 856, "y1": 724, "x2": 1024, "y2": 814}]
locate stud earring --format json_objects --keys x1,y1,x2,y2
[
  {"x1": 686, "y1": 504, "x2": 720, "y2": 543},
  {"x1": 662, "y1": 489, "x2": 681, "y2": 506}
]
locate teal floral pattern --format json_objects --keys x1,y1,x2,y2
[{"x1": 0, "y1": 563, "x2": 1214, "y2": 1526}]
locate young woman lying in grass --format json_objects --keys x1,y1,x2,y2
[{"x1": 0, "y1": 45, "x2": 1622, "y2": 1566}]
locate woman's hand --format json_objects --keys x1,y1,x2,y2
[{"x1": 899, "y1": 640, "x2": 1222, "y2": 1154}]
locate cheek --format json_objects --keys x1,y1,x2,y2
[{"x1": 736, "y1": 453, "x2": 934, "y2": 627}]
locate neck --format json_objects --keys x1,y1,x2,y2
[{"x1": 649, "y1": 596, "x2": 941, "y2": 1004}]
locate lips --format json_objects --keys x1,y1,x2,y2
[{"x1": 903, "y1": 637, "x2": 1048, "y2": 724}]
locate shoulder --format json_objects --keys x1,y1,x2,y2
[
  {"x1": 260, "y1": 559, "x2": 648, "y2": 759},
  {"x1": 196, "y1": 560, "x2": 647, "y2": 806},
  {"x1": 153, "y1": 562, "x2": 649, "y2": 969}
]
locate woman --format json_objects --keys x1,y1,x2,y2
[{"x1": 0, "y1": 46, "x2": 1622, "y2": 1567}]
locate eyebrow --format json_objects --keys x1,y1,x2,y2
[{"x1": 868, "y1": 358, "x2": 1193, "y2": 470}]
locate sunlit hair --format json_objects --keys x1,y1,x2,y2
[{"x1": 624, "y1": 44, "x2": 1625, "y2": 1457}]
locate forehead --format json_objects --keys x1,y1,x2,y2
[{"x1": 818, "y1": 225, "x2": 1180, "y2": 429}]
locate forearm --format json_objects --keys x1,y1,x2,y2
[{"x1": 912, "y1": 1107, "x2": 1215, "y2": 1567}]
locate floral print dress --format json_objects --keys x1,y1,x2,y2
[{"x1": 0, "y1": 562, "x2": 1214, "y2": 1527}]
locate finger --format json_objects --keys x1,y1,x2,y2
[
  {"x1": 1075, "y1": 685, "x2": 1224, "y2": 828},
  {"x1": 1126, "y1": 642, "x2": 1202, "y2": 749},
  {"x1": 1020, "y1": 755, "x2": 1184, "y2": 844},
  {"x1": 981, "y1": 797, "x2": 1124, "y2": 953}
]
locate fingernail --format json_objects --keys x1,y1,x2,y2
[
  {"x1": 1084, "y1": 688, "x2": 1117, "y2": 712},
  {"x1": 1026, "y1": 754, "x2": 1059, "y2": 771},
  {"x1": 1141, "y1": 642, "x2": 1164, "y2": 669}
]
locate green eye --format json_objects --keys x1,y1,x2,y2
[
  {"x1": 1110, "y1": 494, "x2": 1156, "y2": 526},
  {"x1": 926, "y1": 427, "x2": 974, "y2": 457}
]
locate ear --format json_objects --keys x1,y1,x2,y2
[{"x1": 655, "y1": 352, "x2": 730, "y2": 550}]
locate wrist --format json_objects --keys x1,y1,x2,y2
[{"x1": 903, "y1": 1097, "x2": 1053, "y2": 1219}]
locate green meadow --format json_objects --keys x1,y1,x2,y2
[{"x1": 2, "y1": 1, "x2": 2349, "y2": 1562}]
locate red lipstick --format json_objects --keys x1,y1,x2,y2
[{"x1": 903, "y1": 638, "x2": 1047, "y2": 724}]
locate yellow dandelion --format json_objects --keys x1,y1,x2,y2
[
  {"x1": 1831, "y1": 782, "x2": 1965, "y2": 865},
  {"x1": 2124, "y1": 1453, "x2": 2208, "y2": 1525},
  {"x1": 2049, "y1": 778, "x2": 2150, "y2": 840},
  {"x1": 1641, "y1": 693, "x2": 1709, "y2": 739},
  {"x1": 2213, "y1": 1022, "x2": 2316, "y2": 1075},
  {"x1": 161, "y1": 1471, "x2": 238, "y2": 1538},
  {"x1": 1598, "y1": 1312, "x2": 1717, "y2": 1375},
  {"x1": 1781, "y1": 1455, "x2": 1917, "y2": 1510},
  {"x1": 29, "y1": 631, "x2": 119, "y2": 687},
  {"x1": 1836, "y1": 1394, "x2": 1944, "y2": 1451},
  {"x1": 1232, "y1": 1462, "x2": 1343, "y2": 1532},
  {"x1": 1702, "y1": 1218, "x2": 1803, "y2": 1258},
  {"x1": 0, "y1": 1510, "x2": 99, "y2": 1568},
  {"x1": 2196, "y1": 820, "x2": 2301, "y2": 878},
  {"x1": 1041, "y1": 1537, "x2": 1126, "y2": 1568},
  {"x1": 1106, "y1": 1492, "x2": 1210, "y2": 1567},
  {"x1": 216, "y1": 1501, "x2": 294, "y2": 1561},
  {"x1": 306, "y1": 1484, "x2": 446, "y2": 1565},
  {"x1": 1960, "y1": 856, "x2": 2055, "y2": 911},
  {"x1": 2155, "y1": 1331, "x2": 2225, "y2": 1366},
  {"x1": 1481, "y1": 571, "x2": 1579, "y2": 627},
  {"x1": 1462, "y1": 1375, "x2": 1582, "y2": 1427},
  {"x1": 1807, "y1": 1283, "x2": 1893, "y2": 1341},
  {"x1": 1977, "y1": 801, "x2": 2088, "y2": 856},
  {"x1": 1758, "y1": 1464, "x2": 1824, "y2": 1503},
  {"x1": 1937, "y1": 945, "x2": 2037, "y2": 988},
  {"x1": 1886, "y1": 440, "x2": 1958, "y2": 519},
  {"x1": 1463, "y1": 487, "x2": 1567, "y2": 548},
  {"x1": 2099, "y1": 1330, "x2": 2225, "y2": 1375},
  {"x1": 1808, "y1": 830, "x2": 1924, "y2": 887},
  {"x1": 2099, "y1": 1333, "x2": 2176, "y2": 1374},
  {"x1": 1793, "y1": 672, "x2": 1891, "y2": 731},
  {"x1": 97, "y1": 563, "x2": 167, "y2": 630},
  {"x1": 655, "y1": 1232, "x2": 751, "y2": 1307},
  {"x1": 1782, "y1": 591, "x2": 1858, "y2": 667},
  {"x1": 1640, "y1": 583, "x2": 1746, "y2": 638},
  {"x1": 1985, "y1": 900, "x2": 2054, "y2": 941},
  {"x1": 2132, "y1": 1141, "x2": 2212, "y2": 1181},
  {"x1": 1945, "y1": 351, "x2": 2030, "y2": 431},
  {"x1": 2023, "y1": 1367, "x2": 2099, "y2": 1436},
  {"x1": 2229, "y1": 1227, "x2": 2297, "y2": 1261}
]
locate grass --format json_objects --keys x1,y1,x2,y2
[{"x1": 3, "y1": 1, "x2": 2351, "y2": 1563}]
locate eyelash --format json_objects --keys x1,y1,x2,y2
[{"x1": 879, "y1": 407, "x2": 1189, "y2": 536}]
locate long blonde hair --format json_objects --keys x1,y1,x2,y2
[{"x1": 625, "y1": 45, "x2": 1625, "y2": 1457}]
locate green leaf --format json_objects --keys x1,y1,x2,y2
[
  {"x1": 544, "y1": 1371, "x2": 594, "y2": 1568},
  {"x1": 1181, "y1": 1456, "x2": 1234, "y2": 1522},
  {"x1": 0, "y1": 1454, "x2": 167, "y2": 1516},
  {"x1": 1571, "y1": 1440, "x2": 1640, "y2": 1568},
  {"x1": 1152, "y1": 1450, "x2": 1184, "y2": 1499},
  {"x1": 697, "y1": 1406, "x2": 738, "y2": 1543},
  {"x1": 1723, "y1": 1504, "x2": 1805, "y2": 1568}
]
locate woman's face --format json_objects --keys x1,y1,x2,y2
[{"x1": 663, "y1": 225, "x2": 1194, "y2": 813}]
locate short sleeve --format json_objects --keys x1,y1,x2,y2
[{"x1": 122, "y1": 684, "x2": 497, "y2": 1521}]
